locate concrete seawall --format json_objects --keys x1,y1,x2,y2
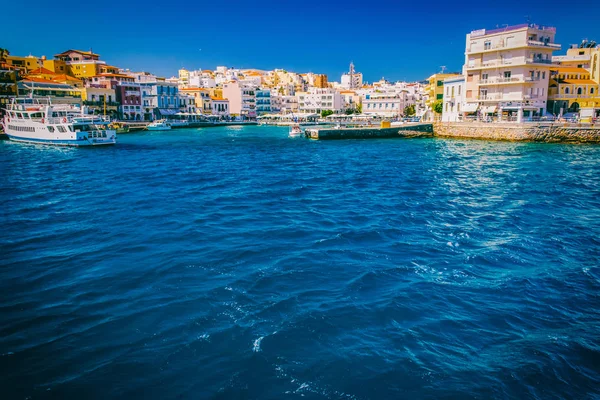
[
  {"x1": 305, "y1": 123, "x2": 434, "y2": 140},
  {"x1": 433, "y1": 122, "x2": 600, "y2": 143}
]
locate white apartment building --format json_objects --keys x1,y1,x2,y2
[
  {"x1": 464, "y1": 23, "x2": 561, "y2": 121},
  {"x1": 341, "y1": 63, "x2": 363, "y2": 89},
  {"x1": 362, "y1": 92, "x2": 410, "y2": 117},
  {"x1": 442, "y1": 77, "x2": 465, "y2": 122},
  {"x1": 297, "y1": 88, "x2": 343, "y2": 113}
]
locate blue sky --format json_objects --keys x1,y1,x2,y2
[{"x1": 3, "y1": 0, "x2": 599, "y2": 82}]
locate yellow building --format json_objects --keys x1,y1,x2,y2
[
  {"x1": 54, "y1": 49, "x2": 105, "y2": 78},
  {"x1": 42, "y1": 58, "x2": 68, "y2": 74},
  {"x1": 548, "y1": 67, "x2": 599, "y2": 117},
  {"x1": 5, "y1": 55, "x2": 41, "y2": 74},
  {"x1": 99, "y1": 65, "x2": 120, "y2": 75},
  {"x1": 178, "y1": 68, "x2": 190, "y2": 87},
  {"x1": 180, "y1": 87, "x2": 212, "y2": 113},
  {"x1": 314, "y1": 74, "x2": 328, "y2": 88},
  {"x1": 425, "y1": 73, "x2": 461, "y2": 108}
]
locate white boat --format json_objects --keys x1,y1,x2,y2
[
  {"x1": 147, "y1": 119, "x2": 171, "y2": 130},
  {"x1": 289, "y1": 124, "x2": 303, "y2": 137},
  {"x1": 169, "y1": 119, "x2": 189, "y2": 128},
  {"x1": 1, "y1": 98, "x2": 116, "y2": 146}
]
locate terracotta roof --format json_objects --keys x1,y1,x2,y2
[
  {"x1": 28, "y1": 67, "x2": 58, "y2": 75},
  {"x1": 54, "y1": 49, "x2": 99, "y2": 57},
  {"x1": 562, "y1": 79, "x2": 598, "y2": 85},
  {"x1": 94, "y1": 73, "x2": 131, "y2": 78},
  {"x1": 210, "y1": 96, "x2": 227, "y2": 101},
  {"x1": 53, "y1": 74, "x2": 81, "y2": 82}
]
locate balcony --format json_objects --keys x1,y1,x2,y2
[
  {"x1": 527, "y1": 40, "x2": 561, "y2": 49},
  {"x1": 83, "y1": 100, "x2": 120, "y2": 106},
  {"x1": 478, "y1": 76, "x2": 541, "y2": 85},
  {"x1": 467, "y1": 40, "x2": 560, "y2": 54},
  {"x1": 526, "y1": 58, "x2": 552, "y2": 65}
]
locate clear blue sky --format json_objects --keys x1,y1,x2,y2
[{"x1": 3, "y1": 0, "x2": 599, "y2": 82}]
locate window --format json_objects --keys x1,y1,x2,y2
[
  {"x1": 504, "y1": 71, "x2": 511, "y2": 79},
  {"x1": 457, "y1": 104, "x2": 460, "y2": 112},
  {"x1": 484, "y1": 41, "x2": 491, "y2": 50},
  {"x1": 577, "y1": 87, "x2": 583, "y2": 95},
  {"x1": 458, "y1": 86, "x2": 461, "y2": 95},
  {"x1": 592, "y1": 88, "x2": 595, "y2": 94},
  {"x1": 542, "y1": 72, "x2": 546, "y2": 80},
  {"x1": 57, "y1": 125, "x2": 66, "y2": 133},
  {"x1": 47, "y1": 126, "x2": 55, "y2": 133},
  {"x1": 437, "y1": 80, "x2": 443, "y2": 87},
  {"x1": 436, "y1": 94, "x2": 443, "y2": 100},
  {"x1": 565, "y1": 87, "x2": 570, "y2": 94}
]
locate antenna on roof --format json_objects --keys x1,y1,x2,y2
[{"x1": 440, "y1": 66, "x2": 447, "y2": 73}]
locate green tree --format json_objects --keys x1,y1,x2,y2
[
  {"x1": 433, "y1": 100, "x2": 444, "y2": 114},
  {"x1": 321, "y1": 109, "x2": 334, "y2": 118},
  {"x1": 403, "y1": 104, "x2": 416, "y2": 117}
]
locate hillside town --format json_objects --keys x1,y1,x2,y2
[{"x1": 1, "y1": 22, "x2": 599, "y2": 125}]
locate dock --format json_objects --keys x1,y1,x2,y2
[{"x1": 304, "y1": 123, "x2": 434, "y2": 140}]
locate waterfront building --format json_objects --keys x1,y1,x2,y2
[
  {"x1": 116, "y1": 83, "x2": 142, "y2": 120},
  {"x1": 179, "y1": 87, "x2": 212, "y2": 114},
  {"x1": 424, "y1": 72, "x2": 461, "y2": 113},
  {"x1": 222, "y1": 81, "x2": 256, "y2": 118},
  {"x1": 210, "y1": 97, "x2": 229, "y2": 117},
  {"x1": 139, "y1": 82, "x2": 180, "y2": 120},
  {"x1": 269, "y1": 93, "x2": 298, "y2": 113},
  {"x1": 463, "y1": 23, "x2": 561, "y2": 121},
  {"x1": 362, "y1": 92, "x2": 409, "y2": 117},
  {"x1": 441, "y1": 77, "x2": 466, "y2": 122},
  {"x1": 341, "y1": 63, "x2": 363, "y2": 89},
  {"x1": 18, "y1": 78, "x2": 81, "y2": 105},
  {"x1": 0, "y1": 69, "x2": 18, "y2": 115},
  {"x1": 81, "y1": 86, "x2": 118, "y2": 117},
  {"x1": 256, "y1": 89, "x2": 272, "y2": 114},
  {"x1": 54, "y1": 49, "x2": 106, "y2": 79},
  {"x1": 179, "y1": 94, "x2": 197, "y2": 114},
  {"x1": 547, "y1": 66, "x2": 600, "y2": 118},
  {"x1": 297, "y1": 88, "x2": 343, "y2": 113}
]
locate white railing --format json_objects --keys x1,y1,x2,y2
[{"x1": 528, "y1": 40, "x2": 561, "y2": 49}]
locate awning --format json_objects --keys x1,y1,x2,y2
[
  {"x1": 159, "y1": 108, "x2": 178, "y2": 116},
  {"x1": 462, "y1": 103, "x2": 479, "y2": 113},
  {"x1": 481, "y1": 106, "x2": 497, "y2": 114}
]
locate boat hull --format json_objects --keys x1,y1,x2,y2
[{"x1": 7, "y1": 134, "x2": 116, "y2": 146}]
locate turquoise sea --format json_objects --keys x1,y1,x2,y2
[{"x1": 1, "y1": 126, "x2": 599, "y2": 399}]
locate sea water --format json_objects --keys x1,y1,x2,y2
[{"x1": 1, "y1": 126, "x2": 599, "y2": 399}]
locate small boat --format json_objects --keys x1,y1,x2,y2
[
  {"x1": 109, "y1": 122, "x2": 130, "y2": 134},
  {"x1": 289, "y1": 124, "x2": 303, "y2": 137},
  {"x1": 147, "y1": 119, "x2": 171, "y2": 131}
]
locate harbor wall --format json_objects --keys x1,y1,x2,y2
[
  {"x1": 433, "y1": 122, "x2": 600, "y2": 143},
  {"x1": 306, "y1": 124, "x2": 434, "y2": 140}
]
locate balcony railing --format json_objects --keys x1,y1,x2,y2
[
  {"x1": 526, "y1": 58, "x2": 552, "y2": 65},
  {"x1": 478, "y1": 76, "x2": 541, "y2": 85},
  {"x1": 528, "y1": 40, "x2": 561, "y2": 49},
  {"x1": 83, "y1": 100, "x2": 120, "y2": 106}
]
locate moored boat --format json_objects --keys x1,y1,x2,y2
[
  {"x1": 108, "y1": 122, "x2": 130, "y2": 134},
  {"x1": 1, "y1": 98, "x2": 116, "y2": 146},
  {"x1": 146, "y1": 119, "x2": 171, "y2": 131},
  {"x1": 289, "y1": 124, "x2": 303, "y2": 137}
]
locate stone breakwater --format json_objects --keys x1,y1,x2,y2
[
  {"x1": 305, "y1": 124, "x2": 434, "y2": 140},
  {"x1": 433, "y1": 122, "x2": 600, "y2": 143}
]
